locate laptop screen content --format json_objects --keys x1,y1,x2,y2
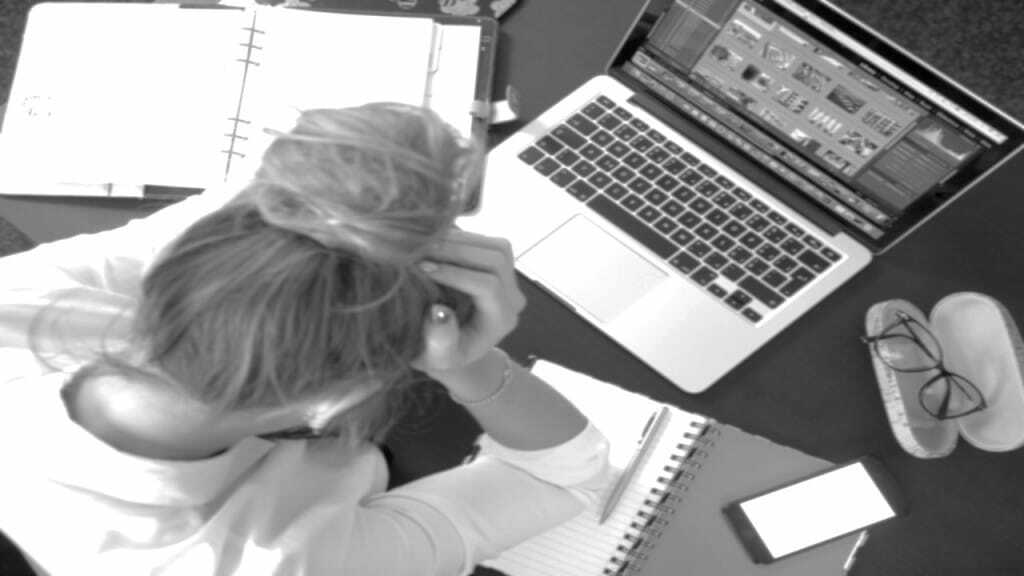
[{"x1": 613, "y1": 0, "x2": 1023, "y2": 249}]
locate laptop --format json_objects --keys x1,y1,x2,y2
[{"x1": 461, "y1": 0, "x2": 1024, "y2": 394}]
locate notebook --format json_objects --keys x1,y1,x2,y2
[
  {"x1": 0, "y1": 2, "x2": 497, "y2": 198},
  {"x1": 481, "y1": 360, "x2": 866, "y2": 576},
  {"x1": 458, "y1": 0, "x2": 1024, "y2": 393}
]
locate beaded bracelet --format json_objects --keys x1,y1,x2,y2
[{"x1": 449, "y1": 349, "x2": 514, "y2": 407}]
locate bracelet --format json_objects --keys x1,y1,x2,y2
[{"x1": 449, "y1": 349, "x2": 514, "y2": 407}]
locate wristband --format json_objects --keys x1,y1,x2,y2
[{"x1": 449, "y1": 349, "x2": 514, "y2": 406}]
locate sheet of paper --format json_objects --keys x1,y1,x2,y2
[
  {"x1": 236, "y1": 8, "x2": 436, "y2": 169},
  {"x1": 426, "y1": 23, "x2": 482, "y2": 139},
  {"x1": 2, "y1": 3, "x2": 243, "y2": 189}
]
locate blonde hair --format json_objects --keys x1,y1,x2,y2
[{"x1": 51, "y1": 103, "x2": 482, "y2": 442}]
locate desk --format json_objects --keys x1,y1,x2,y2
[{"x1": 3, "y1": 1, "x2": 1023, "y2": 574}]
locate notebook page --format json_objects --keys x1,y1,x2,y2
[
  {"x1": 1, "y1": 3, "x2": 243, "y2": 189},
  {"x1": 235, "y1": 7, "x2": 436, "y2": 171},
  {"x1": 483, "y1": 362, "x2": 708, "y2": 576},
  {"x1": 425, "y1": 23, "x2": 482, "y2": 139}
]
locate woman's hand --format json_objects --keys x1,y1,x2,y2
[{"x1": 412, "y1": 230, "x2": 526, "y2": 380}]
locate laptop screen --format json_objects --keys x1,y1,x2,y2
[{"x1": 610, "y1": 0, "x2": 1024, "y2": 250}]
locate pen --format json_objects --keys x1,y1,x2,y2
[{"x1": 599, "y1": 405, "x2": 671, "y2": 524}]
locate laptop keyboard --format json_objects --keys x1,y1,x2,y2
[{"x1": 516, "y1": 94, "x2": 845, "y2": 324}]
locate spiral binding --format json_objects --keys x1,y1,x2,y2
[
  {"x1": 222, "y1": 9, "x2": 265, "y2": 178},
  {"x1": 602, "y1": 420, "x2": 720, "y2": 576}
]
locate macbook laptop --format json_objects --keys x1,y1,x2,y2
[{"x1": 461, "y1": 0, "x2": 1024, "y2": 393}]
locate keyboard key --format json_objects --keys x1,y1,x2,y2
[
  {"x1": 677, "y1": 211, "x2": 701, "y2": 228},
  {"x1": 663, "y1": 159, "x2": 687, "y2": 175},
  {"x1": 566, "y1": 180, "x2": 597, "y2": 201},
  {"x1": 638, "y1": 206, "x2": 660, "y2": 223},
  {"x1": 612, "y1": 106, "x2": 632, "y2": 120},
  {"x1": 687, "y1": 240, "x2": 712, "y2": 258},
  {"x1": 681, "y1": 152, "x2": 700, "y2": 165},
  {"x1": 792, "y1": 267, "x2": 815, "y2": 283},
  {"x1": 592, "y1": 130, "x2": 615, "y2": 147},
  {"x1": 680, "y1": 170, "x2": 703, "y2": 185},
  {"x1": 536, "y1": 136, "x2": 564, "y2": 154},
  {"x1": 621, "y1": 194, "x2": 644, "y2": 211},
  {"x1": 744, "y1": 258, "x2": 769, "y2": 276},
  {"x1": 695, "y1": 223, "x2": 718, "y2": 240},
  {"x1": 552, "y1": 125, "x2": 585, "y2": 149},
  {"x1": 555, "y1": 149, "x2": 580, "y2": 166},
  {"x1": 640, "y1": 164, "x2": 663, "y2": 180},
  {"x1": 568, "y1": 114, "x2": 598, "y2": 135},
  {"x1": 785, "y1": 223, "x2": 804, "y2": 236},
  {"x1": 645, "y1": 189, "x2": 668, "y2": 206},
  {"x1": 579, "y1": 143, "x2": 603, "y2": 160},
  {"x1": 648, "y1": 129, "x2": 666, "y2": 143},
  {"x1": 655, "y1": 217, "x2": 678, "y2": 234},
  {"x1": 550, "y1": 169, "x2": 576, "y2": 187},
  {"x1": 596, "y1": 95, "x2": 616, "y2": 108},
  {"x1": 598, "y1": 115, "x2": 623, "y2": 130},
  {"x1": 711, "y1": 235, "x2": 735, "y2": 252},
  {"x1": 572, "y1": 161, "x2": 596, "y2": 178},
  {"x1": 822, "y1": 247, "x2": 842, "y2": 261},
  {"x1": 582, "y1": 103, "x2": 605, "y2": 118},
  {"x1": 732, "y1": 187, "x2": 752, "y2": 201},
  {"x1": 763, "y1": 270, "x2": 787, "y2": 288},
  {"x1": 588, "y1": 172, "x2": 613, "y2": 189},
  {"x1": 750, "y1": 198, "x2": 769, "y2": 212},
  {"x1": 729, "y1": 204, "x2": 753, "y2": 220},
  {"x1": 655, "y1": 175, "x2": 680, "y2": 191},
  {"x1": 662, "y1": 199, "x2": 684, "y2": 217},
  {"x1": 742, "y1": 308, "x2": 762, "y2": 322},
  {"x1": 723, "y1": 220, "x2": 746, "y2": 237},
  {"x1": 596, "y1": 155, "x2": 619, "y2": 171},
  {"x1": 780, "y1": 238, "x2": 804, "y2": 255},
  {"x1": 727, "y1": 246, "x2": 752, "y2": 264},
  {"x1": 767, "y1": 210, "x2": 787, "y2": 225},
  {"x1": 629, "y1": 118, "x2": 650, "y2": 131},
  {"x1": 664, "y1": 141, "x2": 683, "y2": 155},
  {"x1": 691, "y1": 267, "x2": 718, "y2": 286},
  {"x1": 614, "y1": 125, "x2": 638, "y2": 141},
  {"x1": 712, "y1": 192, "x2": 737, "y2": 209},
  {"x1": 533, "y1": 157, "x2": 559, "y2": 176},
  {"x1": 764, "y1": 226, "x2": 787, "y2": 243},
  {"x1": 607, "y1": 142, "x2": 630, "y2": 158},
  {"x1": 588, "y1": 195, "x2": 677, "y2": 259},
  {"x1": 672, "y1": 187, "x2": 696, "y2": 203},
  {"x1": 627, "y1": 178, "x2": 652, "y2": 194},
  {"x1": 774, "y1": 255, "x2": 797, "y2": 273},
  {"x1": 756, "y1": 244, "x2": 781, "y2": 261},
  {"x1": 704, "y1": 252, "x2": 728, "y2": 270},
  {"x1": 708, "y1": 283, "x2": 728, "y2": 298},
  {"x1": 697, "y1": 165, "x2": 718, "y2": 178},
  {"x1": 715, "y1": 175, "x2": 734, "y2": 189},
  {"x1": 748, "y1": 215, "x2": 770, "y2": 231},
  {"x1": 670, "y1": 251, "x2": 700, "y2": 273},
  {"x1": 612, "y1": 166, "x2": 635, "y2": 183},
  {"x1": 646, "y1": 147, "x2": 670, "y2": 163},
  {"x1": 696, "y1": 181, "x2": 720, "y2": 197},
  {"x1": 518, "y1": 146, "x2": 544, "y2": 165},
  {"x1": 739, "y1": 232, "x2": 763, "y2": 249},
  {"x1": 631, "y1": 136, "x2": 654, "y2": 152},
  {"x1": 623, "y1": 153, "x2": 646, "y2": 169},
  {"x1": 725, "y1": 290, "x2": 752, "y2": 310},
  {"x1": 780, "y1": 277, "x2": 809, "y2": 297},
  {"x1": 670, "y1": 229, "x2": 695, "y2": 247},
  {"x1": 689, "y1": 198, "x2": 713, "y2": 214},
  {"x1": 804, "y1": 235, "x2": 823, "y2": 250},
  {"x1": 722, "y1": 263, "x2": 745, "y2": 281},
  {"x1": 706, "y1": 209, "x2": 729, "y2": 226},
  {"x1": 739, "y1": 276, "x2": 783, "y2": 308},
  {"x1": 604, "y1": 183, "x2": 628, "y2": 200}
]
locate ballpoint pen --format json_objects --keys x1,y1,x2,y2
[{"x1": 599, "y1": 405, "x2": 671, "y2": 524}]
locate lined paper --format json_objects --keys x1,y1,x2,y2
[{"x1": 484, "y1": 362, "x2": 708, "y2": 576}]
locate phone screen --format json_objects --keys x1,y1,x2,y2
[{"x1": 736, "y1": 461, "x2": 897, "y2": 559}]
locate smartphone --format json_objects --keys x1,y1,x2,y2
[{"x1": 723, "y1": 457, "x2": 906, "y2": 564}]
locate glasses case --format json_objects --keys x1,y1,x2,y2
[{"x1": 865, "y1": 292, "x2": 1024, "y2": 458}]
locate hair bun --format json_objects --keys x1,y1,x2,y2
[{"x1": 243, "y1": 104, "x2": 482, "y2": 264}]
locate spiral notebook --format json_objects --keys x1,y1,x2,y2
[
  {"x1": 482, "y1": 361, "x2": 866, "y2": 576},
  {"x1": 0, "y1": 2, "x2": 496, "y2": 198}
]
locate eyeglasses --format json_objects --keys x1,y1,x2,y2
[{"x1": 861, "y1": 311, "x2": 987, "y2": 420}]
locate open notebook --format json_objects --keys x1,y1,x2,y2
[
  {"x1": 482, "y1": 361, "x2": 866, "y2": 576},
  {"x1": 0, "y1": 2, "x2": 496, "y2": 198}
]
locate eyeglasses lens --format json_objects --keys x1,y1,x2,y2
[
  {"x1": 878, "y1": 317, "x2": 943, "y2": 371},
  {"x1": 920, "y1": 373, "x2": 985, "y2": 419}
]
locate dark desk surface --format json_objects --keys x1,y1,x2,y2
[{"x1": 3, "y1": 1, "x2": 1024, "y2": 574}]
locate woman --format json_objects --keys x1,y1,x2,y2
[{"x1": 0, "y1": 104, "x2": 609, "y2": 575}]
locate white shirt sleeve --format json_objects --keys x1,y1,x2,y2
[
  {"x1": 352, "y1": 422, "x2": 610, "y2": 575},
  {"x1": 0, "y1": 185, "x2": 238, "y2": 350}
]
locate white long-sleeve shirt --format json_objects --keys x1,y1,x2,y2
[{"x1": 0, "y1": 186, "x2": 610, "y2": 576}]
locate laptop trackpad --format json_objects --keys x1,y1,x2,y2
[{"x1": 519, "y1": 215, "x2": 667, "y2": 323}]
